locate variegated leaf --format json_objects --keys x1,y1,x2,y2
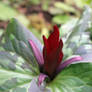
[
  {"x1": 1, "y1": 18, "x2": 41, "y2": 73},
  {"x1": 0, "y1": 51, "x2": 36, "y2": 92},
  {"x1": 62, "y1": 6, "x2": 92, "y2": 60}
]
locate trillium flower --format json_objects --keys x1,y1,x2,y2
[{"x1": 29, "y1": 25, "x2": 82, "y2": 85}]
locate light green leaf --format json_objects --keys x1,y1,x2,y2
[
  {"x1": 60, "y1": 18, "x2": 78, "y2": 37},
  {"x1": 81, "y1": 0, "x2": 92, "y2": 6},
  {"x1": 0, "y1": 2, "x2": 17, "y2": 21},
  {"x1": 29, "y1": 0, "x2": 40, "y2": 5},
  {"x1": 0, "y1": 29, "x2": 4, "y2": 50},
  {"x1": 0, "y1": 29, "x2": 4, "y2": 37},
  {"x1": 54, "y1": 2, "x2": 76, "y2": 13},
  {"x1": 52, "y1": 15, "x2": 71, "y2": 24},
  {"x1": 48, "y1": 63, "x2": 92, "y2": 92},
  {"x1": 16, "y1": 15, "x2": 30, "y2": 26}
]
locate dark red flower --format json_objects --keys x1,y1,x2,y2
[
  {"x1": 43, "y1": 25, "x2": 63, "y2": 76},
  {"x1": 29, "y1": 25, "x2": 82, "y2": 85}
]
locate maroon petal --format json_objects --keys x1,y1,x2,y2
[
  {"x1": 44, "y1": 48, "x2": 59, "y2": 76},
  {"x1": 57, "y1": 39, "x2": 63, "y2": 64},
  {"x1": 43, "y1": 35, "x2": 50, "y2": 54},
  {"x1": 43, "y1": 25, "x2": 63, "y2": 77},
  {"x1": 56, "y1": 56, "x2": 83, "y2": 73},
  {"x1": 38, "y1": 73, "x2": 48, "y2": 86},
  {"x1": 44, "y1": 43, "x2": 63, "y2": 76},
  {"x1": 48, "y1": 25, "x2": 59, "y2": 51},
  {"x1": 58, "y1": 51, "x2": 63, "y2": 64},
  {"x1": 29, "y1": 40, "x2": 44, "y2": 66},
  {"x1": 59, "y1": 39, "x2": 63, "y2": 49}
]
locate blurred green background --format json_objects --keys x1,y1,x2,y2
[{"x1": 0, "y1": 0, "x2": 92, "y2": 42}]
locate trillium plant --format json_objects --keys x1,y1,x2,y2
[
  {"x1": 0, "y1": 7, "x2": 92, "y2": 92},
  {"x1": 29, "y1": 25, "x2": 82, "y2": 83}
]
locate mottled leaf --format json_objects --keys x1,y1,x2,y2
[
  {"x1": 62, "y1": 6, "x2": 92, "y2": 59},
  {"x1": 1, "y1": 18, "x2": 42, "y2": 73},
  {"x1": 65, "y1": 6, "x2": 92, "y2": 44},
  {"x1": 0, "y1": 51, "x2": 34, "y2": 92}
]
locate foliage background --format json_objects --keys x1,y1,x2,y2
[{"x1": 0, "y1": 0, "x2": 92, "y2": 41}]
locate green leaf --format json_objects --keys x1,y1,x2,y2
[
  {"x1": 29, "y1": 0, "x2": 40, "y2": 5},
  {"x1": 65, "y1": 6, "x2": 92, "y2": 45},
  {"x1": 5, "y1": 18, "x2": 42, "y2": 51},
  {"x1": 62, "y1": 6, "x2": 92, "y2": 59},
  {"x1": 52, "y1": 15, "x2": 71, "y2": 24},
  {"x1": 42, "y1": 0, "x2": 50, "y2": 11},
  {"x1": 0, "y1": 51, "x2": 34, "y2": 92},
  {"x1": 16, "y1": 15, "x2": 30, "y2": 26},
  {"x1": 0, "y1": 18, "x2": 42, "y2": 92},
  {"x1": 74, "y1": 0, "x2": 84, "y2": 8},
  {"x1": 54, "y1": 2, "x2": 76, "y2": 13},
  {"x1": 48, "y1": 63, "x2": 92, "y2": 92},
  {"x1": 0, "y1": 2, "x2": 17, "y2": 21},
  {"x1": 0, "y1": 29, "x2": 4, "y2": 37},
  {"x1": 60, "y1": 18, "x2": 78, "y2": 37},
  {"x1": 1, "y1": 18, "x2": 43, "y2": 73},
  {"x1": 0, "y1": 29, "x2": 4, "y2": 50},
  {"x1": 81, "y1": 0, "x2": 92, "y2": 5}
]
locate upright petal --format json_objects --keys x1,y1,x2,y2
[
  {"x1": 44, "y1": 48, "x2": 63, "y2": 77},
  {"x1": 48, "y1": 25, "x2": 59, "y2": 51},
  {"x1": 43, "y1": 25, "x2": 63, "y2": 77},
  {"x1": 43, "y1": 36, "x2": 50, "y2": 54}
]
